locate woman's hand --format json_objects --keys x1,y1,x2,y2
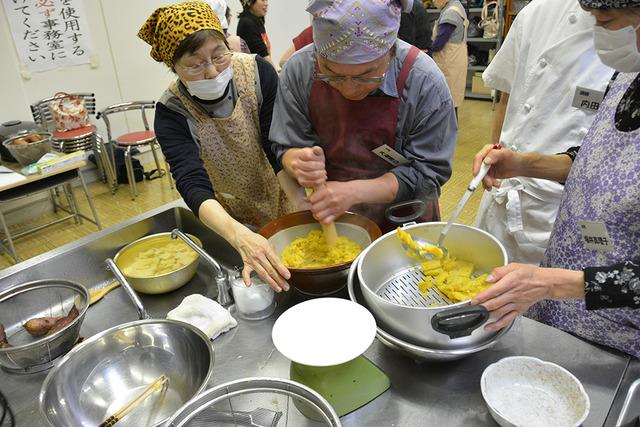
[
  {"x1": 306, "y1": 181, "x2": 356, "y2": 224},
  {"x1": 472, "y1": 144, "x2": 526, "y2": 191},
  {"x1": 471, "y1": 263, "x2": 585, "y2": 330},
  {"x1": 228, "y1": 225, "x2": 291, "y2": 292},
  {"x1": 282, "y1": 146, "x2": 327, "y2": 188}
]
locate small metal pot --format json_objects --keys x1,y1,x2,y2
[
  {"x1": 358, "y1": 222, "x2": 508, "y2": 349},
  {"x1": 0, "y1": 280, "x2": 89, "y2": 373},
  {"x1": 259, "y1": 210, "x2": 381, "y2": 295},
  {"x1": 113, "y1": 232, "x2": 203, "y2": 294}
]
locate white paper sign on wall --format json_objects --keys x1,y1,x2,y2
[{"x1": 2, "y1": 0, "x2": 95, "y2": 73}]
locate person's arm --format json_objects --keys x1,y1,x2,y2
[
  {"x1": 472, "y1": 260, "x2": 640, "y2": 330},
  {"x1": 471, "y1": 263, "x2": 585, "y2": 330},
  {"x1": 430, "y1": 22, "x2": 456, "y2": 52},
  {"x1": 154, "y1": 102, "x2": 217, "y2": 214},
  {"x1": 197, "y1": 199, "x2": 290, "y2": 292},
  {"x1": 492, "y1": 91, "x2": 509, "y2": 145},
  {"x1": 255, "y1": 55, "x2": 280, "y2": 173},
  {"x1": 390, "y1": 62, "x2": 458, "y2": 204},
  {"x1": 472, "y1": 144, "x2": 574, "y2": 191},
  {"x1": 584, "y1": 260, "x2": 640, "y2": 310}
]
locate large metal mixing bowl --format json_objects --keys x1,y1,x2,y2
[
  {"x1": 259, "y1": 210, "x2": 381, "y2": 294},
  {"x1": 0, "y1": 280, "x2": 89, "y2": 373},
  {"x1": 113, "y1": 232, "x2": 203, "y2": 294},
  {"x1": 39, "y1": 319, "x2": 214, "y2": 427}
]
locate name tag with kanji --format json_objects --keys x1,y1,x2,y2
[
  {"x1": 578, "y1": 221, "x2": 614, "y2": 252},
  {"x1": 372, "y1": 144, "x2": 410, "y2": 167},
  {"x1": 572, "y1": 86, "x2": 605, "y2": 113}
]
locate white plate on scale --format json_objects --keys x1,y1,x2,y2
[{"x1": 272, "y1": 298, "x2": 376, "y2": 367}]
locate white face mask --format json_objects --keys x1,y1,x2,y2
[
  {"x1": 185, "y1": 66, "x2": 234, "y2": 100},
  {"x1": 593, "y1": 23, "x2": 640, "y2": 73}
]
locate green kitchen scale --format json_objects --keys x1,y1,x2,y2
[{"x1": 272, "y1": 298, "x2": 390, "y2": 417}]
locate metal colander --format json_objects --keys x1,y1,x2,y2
[
  {"x1": 376, "y1": 266, "x2": 453, "y2": 308},
  {"x1": 166, "y1": 378, "x2": 341, "y2": 427},
  {"x1": 357, "y1": 222, "x2": 508, "y2": 349}
]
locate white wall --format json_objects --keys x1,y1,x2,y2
[{"x1": 0, "y1": 0, "x2": 310, "y2": 139}]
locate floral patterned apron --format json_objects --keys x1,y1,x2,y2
[{"x1": 527, "y1": 72, "x2": 640, "y2": 357}]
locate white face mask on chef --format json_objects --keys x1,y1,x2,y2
[
  {"x1": 593, "y1": 23, "x2": 640, "y2": 73},
  {"x1": 186, "y1": 66, "x2": 234, "y2": 100}
]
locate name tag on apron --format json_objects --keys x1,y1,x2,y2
[
  {"x1": 372, "y1": 144, "x2": 410, "y2": 167},
  {"x1": 572, "y1": 86, "x2": 605, "y2": 113},
  {"x1": 578, "y1": 221, "x2": 614, "y2": 252}
]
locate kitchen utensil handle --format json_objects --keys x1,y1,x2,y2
[
  {"x1": 105, "y1": 258, "x2": 150, "y2": 320},
  {"x1": 430, "y1": 305, "x2": 489, "y2": 339},
  {"x1": 171, "y1": 229, "x2": 233, "y2": 307},
  {"x1": 304, "y1": 188, "x2": 338, "y2": 245},
  {"x1": 385, "y1": 199, "x2": 426, "y2": 226},
  {"x1": 469, "y1": 162, "x2": 491, "y2": 192}
]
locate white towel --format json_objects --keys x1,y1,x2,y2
[{"x1": 167, "y1": 294, "x2": 237, "y2": 340}]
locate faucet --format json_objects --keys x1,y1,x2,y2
[{"x1": 171, "y1": 228, "x2": 233, "y2": 307}]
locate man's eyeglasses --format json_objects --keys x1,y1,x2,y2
[
  {"x1": 314, "y1": 73, "x2": 387, "y2": 85},
  {"x1": 177, "y1": 52, "x2": 233, "y2": 76},
  {"x1": 313, "y1": 53, "x2": 392, "y2": 86}
]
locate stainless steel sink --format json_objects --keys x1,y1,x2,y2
[{"x1": 0, "y1": 200, "x2": 244, "y2": 424}]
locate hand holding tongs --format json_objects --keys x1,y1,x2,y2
[{"x1": 437, "y1": 144, "x2": 501, "y2": 249}]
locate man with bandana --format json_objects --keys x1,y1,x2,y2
[{"x1": 270, "y1": 0, "x2": 457, "y2": 232}]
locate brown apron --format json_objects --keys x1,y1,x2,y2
[
  {"x1": 432, "y1": 5, "x2": 468, "y2": 107},
  {"x1": 171, "y1": 53, "x2": 293, "y2": 227},
  {"x1": 308, "y1": 46, "x2": 440, "y2": 233}
]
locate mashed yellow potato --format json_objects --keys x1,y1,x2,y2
[
  {"x1": 417, "y1": 256, "x2": 491, "y2": 302},
  {"x1": 395, "y1": 227, "x2": 491, "y2": 302},
  {"x1": 281, "y1": 230, "x2": 362, "y2": 268},
  {"x1": 122, "y1": 241, "x2": 199, "y2": 277}
]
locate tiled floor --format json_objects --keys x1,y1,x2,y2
[{"x1": 0, "y1": 99, "x2": 496, "y2": 269}]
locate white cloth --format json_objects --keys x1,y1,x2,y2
[
  {"x1": 167, "y1": 294, "x2": 237, "y2": 340},
  {"x1": 475, "y1": 0, "x2": 615, "y2": 265}
]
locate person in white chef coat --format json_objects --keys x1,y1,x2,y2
[{"x1": 473, "y1": 0, "x2": 614, "y2": 265}]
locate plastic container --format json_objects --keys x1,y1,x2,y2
[
  {"x1": 230, "y1": 275, "x2": 276, "y2": 321},
  {"x1": 3, "y1": 132, "x2": 52, "y2": 167}
]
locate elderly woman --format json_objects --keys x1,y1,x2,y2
[
  {"x1": 471, "y1": 0, "x2": 640, "y2": 357},
  {"x1": 138, "y1": 2, "x2": 293, "y2": 291},
  {"x1": 270, "y1": 0, "x2": 457, "y2": 233},
  {"x1": 431, "y1": 0, "x2": 468, "y2": 112}
]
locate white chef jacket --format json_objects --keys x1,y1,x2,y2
[{"x1": 474, "y1": 0, "x2": 614, "y2": 265}]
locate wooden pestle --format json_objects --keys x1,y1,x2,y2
[{"x1": 304, "y1": 187, "x2": 338, "y2": 246}]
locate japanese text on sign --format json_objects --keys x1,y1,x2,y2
[{"x1": 3, "y1": 0, "x2": 94, "y2": 72}]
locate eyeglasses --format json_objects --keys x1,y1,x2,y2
[
  {"x1": 177, "y1": 52, "x2": 233, "y2": 76},
  {"x1": 313, "y1": 54, "x2": 392, "y2": 86},
  {"x1": 314, "y1": 73, "x2": 388, "y2": 85}
]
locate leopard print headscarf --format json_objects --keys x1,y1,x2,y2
[{"x1": 138, "y1": 2, "x2": 224, "y2": 66}]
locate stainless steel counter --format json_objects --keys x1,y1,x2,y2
[{"x1": 0, "y1": 200, "x2": 635, "y2": 426}]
